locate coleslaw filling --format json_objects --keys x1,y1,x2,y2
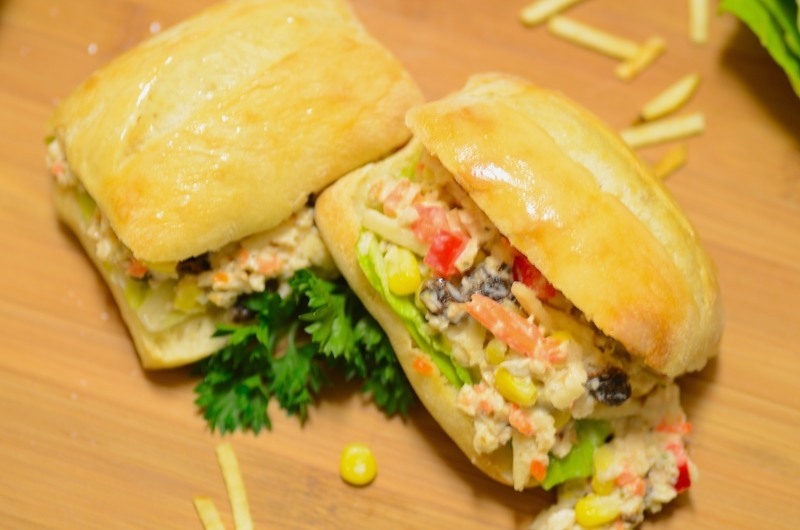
[{"x1": 357, "y1": 150, "x2": 697, "y2": 530}]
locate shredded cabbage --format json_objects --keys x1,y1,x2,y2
[
  {"x1": 541, "y1": 419, "x2": 613, "y2": 490},
  {"x1": 356, "y1": 231, "x2": 472, "y2": 387}
]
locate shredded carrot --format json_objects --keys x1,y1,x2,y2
[
  {"x1": 508, "y1": 404, "x2": 536, "y2": 436},
  {"x1": 529, "y1": 459, "x2": 548, "y2": 483},
  {"x1": 257, "y1": 256, "x2": 282, "y2": 276},
  {"x1": 237, "y1": 248, "x2": 250, "y2": 265},
  {"x1": 656, "y1": 421, "x2": 692, "y2": 435},
  {"x1": 615, "y1": 471, "x2": 646, "y2": 495},
  {"x1": 382, "y1": 179, "x2": 412, "y2": 217},
  {"x1": 540, "y1": 337, "x2": 568, "y2": 364},
  {"x1": 50, "y1": 161, "x2": 65, "y2": 177},
  {"x1": 412, "y1": 356, "x2": 434, "y2": 376},
  {"x1": 126, "y1": 258, "x2": 148, "y2": 279},
  {"x1": 665, "y1": 440, "x2": 688, "y2": 466},
  {"x1": 464, "y1": 294, "x2": 541, "y2": 357},
  {"x1": 213, "y1": 271, "x2": 229, "y2": 285},
  {"x1": 478, "y1": 399, "x2": 494, "y2": 414},
  {"x1": 368, "y1": 180, "x2": 383, "y2": 203}
]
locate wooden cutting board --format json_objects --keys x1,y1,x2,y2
[{"x1": 2, "y1": 0, "x2": 799, "y2": 528}]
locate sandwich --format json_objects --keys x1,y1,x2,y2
[
  {"x1": 315, "y1": 73, "x2": 723, "y2": 528},
  {"x1": 47, "y1": 0, "x2": 423, "y2": 369}
]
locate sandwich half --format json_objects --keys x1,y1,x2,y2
[
  {"x1": 47, "y1": 0, "x2": 423, "y2": 368},
  {"x1": 315, "y1": 73, "x2": 722, "y2": 529}
]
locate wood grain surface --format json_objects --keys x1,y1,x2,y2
[{"x1": 2, "y1": 0, "x2": 799, "y2": 529}]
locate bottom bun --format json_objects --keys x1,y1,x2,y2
[{"x1": 54, "y1": 185, "x2": 226, "y2": 369}]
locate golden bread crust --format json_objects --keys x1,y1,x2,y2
[
  {"x1": 406, "y1": 74, "x2": 722, "y2": 377},
  {"x1": 49, "y1": 0, "x2": 422, "y2": 263},
  {"x1": 315, "y1": 140, "x2": 516, "y2": 486}
]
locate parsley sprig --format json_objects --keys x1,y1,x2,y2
[{"x1": 193, "y1": 269, "x2": 414, "y2": 434}]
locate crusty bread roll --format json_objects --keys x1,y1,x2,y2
[
  {"x1": 405, "y1": 73, "x2": 722, "y2": 378},
  {"x1": 315, "y1": 73, "x2": 722, "y2": 490},
  {"x1": 49, "y1": 0, "x2": 423, "y2": 368}
]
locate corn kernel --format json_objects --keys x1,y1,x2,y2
[
  {"x1": 591, "y1": 475, "x2": 616, "y2": 496},
  {"x1": 339, "y1": 442, "x2": 377, "y2": 486},
  {"x1": 174, "y1": 277, "x2": 203, "y2": 313},
  {"x1": 494, "y1": 367, "x2": 537, "y2": 407},
  {"x1": 574, "y1": 494, "x2": 621, "y2": 527},
  {"x1": 551, "y1": 408, "x2": 571, "y2": 430},
  {"x1": 386, "y1": 246, "x2": 421, "y2": 296},
  {"x1": 485, "y1": 338, "x2": 508, "y2": 365},
  {"x1": 143, "y1": 260, "x2": 178, "y2": 274},
  {"x1": 593, "y1": 446, "x2": 615, "y2": 475},
  {"x1": 550, "y1": 330, "x2": 574, "y2": 343}
]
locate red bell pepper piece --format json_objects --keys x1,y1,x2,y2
[
  {"x1": 512, "y1": 254, "x2": 556, "y2": 300},
  {"x1": 675, "y1": 462, "x2": 691, "y2": 492},
  {"x1": 424, "y1": 230, "x2": 468, "y2": 278}
]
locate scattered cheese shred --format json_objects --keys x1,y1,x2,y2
[
  {"x1": 689, "y1": 0, "x2": 710, "y2": 44},
  {"x1": 651, "y1": 143, "x2": 689, "y2": 180},
  {"x1": 216, "y1": 442, "x2": 254, "y2": 530},
  {"x1": 519, "y1": 0, "x2": 586, "y2": 26},
  {"x1": 615, "y1": 35, "x2": 666, "y2": 80},
  {"x1": 620, "y1": 112, "x2": 705, "y2": 148},
  {"x1": 193, "y1": 496, "x2": 227, "y2": 530},
  {"x1": 640, "y1": 73, "x2": 702, "y2": 121},
  {"x1": 548, "y1": 16, "x2": 640, "y2": 60}
]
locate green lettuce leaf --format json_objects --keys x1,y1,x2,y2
[
  {"x1": 720, "y1": 0, "x2": 800, "y2": 98},
  {"x1": 541, "y1": 419, "x2": 613, "y2": 491},
  {"x1": 356, "y1": 231, "x2": 472, "y2": 387}
]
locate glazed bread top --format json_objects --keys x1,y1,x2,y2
[
  {"x1": 49, "y1": 0, "x2": 422, "y2": 263},
  {"x1": 406, "y1": 73, "x2": 722, "y2": 377}
]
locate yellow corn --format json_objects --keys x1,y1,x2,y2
[
  {"x1": 494, "y1": 367, "x2": 537, "y2": 407},
  {"x1": 593, "y1": 445, "x2": 615, "y2": 474},
  {"x1": 339, "y1": 442, "x2": 377, "y2": 486},
  {"x1": 551, "y1": 408, "x2": 571, "y2": 430},
  {"x1": 174, "y1": 277, "x2": 203, "y2": 313},
  {"x1": 386, "y1": 246, "x2": 421, "y2": 296},
  {"x1": 485, "y1": 338, "x2": 508, "y2": 365},
  {"x1": 549, "y1": 330, "x2": 573, "y2": 343},
  {"x1": 574, "y1": 494, "x2": 622, "y2": 527},
  {"x1": 143, "y1": 260, "x2": 178, "y2": 275},
  {"x1": 591, "y1": 475, "x2": 616, "y2": 496},
  {"x1": 591, "y1": 445, "x2": 616, "y2": 495}
]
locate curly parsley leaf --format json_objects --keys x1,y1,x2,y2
[{"x1": 193, "y1": 269, "x2": 413, "y2": 434}]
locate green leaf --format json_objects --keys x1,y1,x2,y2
[
  {"x1": 193, "y1": 341, "x2": 273, "y2": 434},
  {"x1": 541, "y1": 419, "x2": 613, "y2": 491},
  {"x1": 759, "y1": 0, "x2": 800, "y2": 56},
  {"x1": 356, "y1": 231, "x2": 472, "y2": 387},
  {"x1": 269, "y1": 324, "x2": 326, "y2": 422},
  {"x1": 193, "y1": 268, "x2": 414, "y2": 434},
  {"x1": 292, "y1": 270, "x2": 357, "y2": 359},
  {"x1": 720, "y1": 0, "x2": 800, "y2": 98}
]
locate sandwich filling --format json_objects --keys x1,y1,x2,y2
[
  {"x1": 355, "y1": 149, "x2": 696, "y2": 530},
  {"x1": 47, "y1": 139, "x2": 337, "y2": 333}
]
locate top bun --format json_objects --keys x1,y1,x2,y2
[
  {"x1": 49, "y1": 0, "x2": 422, "y2": 263},
  {"x1": 406, "y1": 73, "x2": 722, "y2": 377}
]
